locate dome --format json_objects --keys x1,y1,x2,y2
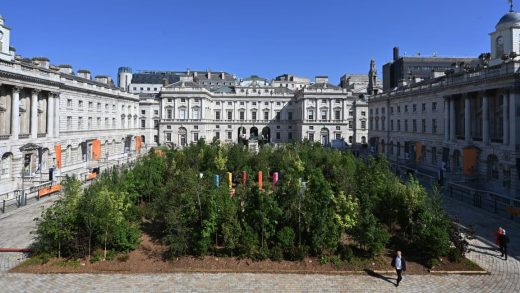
[{"x1": 496, "y1": 11, "x2": 520, "y2": 29}]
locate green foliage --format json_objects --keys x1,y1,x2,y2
[{"x1": 33, "y1": 141, "x2": 455, "y2": 266}]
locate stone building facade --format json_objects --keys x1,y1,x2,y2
[
  {"x1": 0, "y1": 15, "x2": 142, "y2": 200},
  {"x1": 368, "y1": 9, "x2": 520, "y2": 198}
]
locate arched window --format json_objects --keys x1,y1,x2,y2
[{"x1": 1, "y1": 153, "x2": 12, "y2": 179}]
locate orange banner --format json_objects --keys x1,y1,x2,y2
[
  {"x1": 415, "y1": 142, "x2": 423, "y2": 163},
  {"x1": 463, "y1": 147, "x2": 478, "y2": 176},
  {"x1": 55, "y1": 144, "x2": 62, "y2": 169},
  {"x1": 135, "y1": 136, "x2": 142, "y2": 153},
  {"x1": 92, "y1": 139, "x2": 101, "y2": 161}
]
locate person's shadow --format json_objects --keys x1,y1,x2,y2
[{"x1": 364, "y1": 269, "x2": 396, "y2": 286}]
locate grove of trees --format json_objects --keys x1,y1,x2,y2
[{"x1": 33, "y1": 140, "x2": 456, "y2": 267}]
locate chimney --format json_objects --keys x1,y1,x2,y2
[
  {"x1": 207, "y1": 71, "x2": 212, "y2": 79},
  {"x1": 393, "y1": 47, "x2": 400, "y2": 61},
  {"x1": 221, "y1": 72, "x2": 225, "y2": 79},
  {"x1": 95, "y1": 75, "x2": 109, "y2": 84},
  {"x1": 32, "y1": 57, "x2": 50, "y2": 69},
  {"x1": 77, "y1": 69, "x2": 92, "y2": 80},
  {"x1": 58, "y1": 64, "x2": 73, "y2": 75},
  {"x1": 162, "y1": 78, "x2": 169, "y2": 87}
]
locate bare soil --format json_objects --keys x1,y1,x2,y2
[{"x1": 11, "y1": 232, "x2": 483, "y2": 275}]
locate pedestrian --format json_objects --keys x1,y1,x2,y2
[
  {"x1": 499, "y1": 229, "x2": 510, "y2": 260},
  {"x1": 391, "y1": 250, "x2": 407, "y2": 287},
  {"x1": 496, "y1": 227, "x2": 504, "y2": 253}
]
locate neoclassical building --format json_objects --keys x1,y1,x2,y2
[
  {"x1": 368, "y1": 8, "x2": 520, "y2": 198},
  {"x1": 121, "y1": 70, "x2": 372, "y2": 148},
  {"x1": 0, "y1": 15, "x2": 143, "y2": 201}
]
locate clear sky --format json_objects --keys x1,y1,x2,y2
[{"x1": 0, "y1": 0, "x2": 512, "y2": 82}]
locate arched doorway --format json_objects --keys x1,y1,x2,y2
[
  {"x1": 250, "y1": 127, "x2": 259, "y2": 139},
  {"x1": 320, "y1": 128, "x2": 329, "y2": 145},
  {"x1": 487, "y1": 154, "x2": 499, "y2": 181},
  {"x1": 179, "y1": 127, "x2": 187, "y2": 147},
  {"x1": 261, "y1": 127, "x2": 271, "y2": 143},
  {"x1": 238, "y1": 127, "x2": 247, "y2": 143}
]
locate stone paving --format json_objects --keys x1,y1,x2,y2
[{"x1": 0, "y1": 194, "x2": 518, "y2": 292}]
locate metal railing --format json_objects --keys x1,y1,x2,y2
[{"x1": 446, "y1": 182, "x2": 520, "y2": 223}]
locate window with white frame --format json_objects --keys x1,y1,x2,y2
[
  {"x1": 192, "y1": 108, "x2": 200, "y2": 119},
  {"x1": 1, "y1": 154, "x2": 11, "y2": 179}
]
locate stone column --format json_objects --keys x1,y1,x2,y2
[
  {"x1": 187, "y1": 98, "x2": 191, "y2": 119},
  {"x1": 201, "y1": 98, "x2": 205, "y2": 120},
  {"x1": 450, "y1": 97, "x2": 456, "y2": 141},
  {"x1": 11, "y1": 86, "x2": 21, "y2": 138},
  {"x1": 47, "y1": 93, "x2": 54, "y2": 138},
  {"x1": 54, "y1": 92, "x2": 60, "y2": 138},
  {"x1": 503, "y1": 92, "x2": 510, "y2": 145},
  {"x1": 482, "y1": 95, "x2": 489, "y2": 144},
  {"x1": 444, "y1": 98, "x2": 450, "y2": 142},
  {"x1": 464, "y1": 94, "x2": 471, "y2": 143},
  {"x1": 31, "y1": 89, "x2": 40, "y2": 139}
]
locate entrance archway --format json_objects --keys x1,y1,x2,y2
[
  {"x1": 179, "y1": 127, "x2": 187, "y2": 147},
  {"x1": 250, "y1": 127, "x2": 259, "y2": 139},
  {"x1": 320, "y1": 127, "x2": 329, "y2": 145},
  {"x1": 261, "y1": 127, "x2": 271, "y2": 143},
  {"x1": 238, "y1": 127, "x2": 247, "y2": 142}
]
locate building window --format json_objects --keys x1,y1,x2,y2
[
  {"x1": 288, "y1": 132, "x2": 293, "y2": 140},
  {"x1": 141, "y1": 110, "x2": 146, "y2": 115},
  {"x1": 79, "y1": 100, "x2": 83, "y2": 108},
  {"x1": 335, "y1": 110, "x2": 340, "y2": 120},
  {"x1": 179, "y1": 109, "x2": 186, "y2": 119},
  {"x1": 154, "y1": 120, "x2": 159, "y2": 128},
  {"x1": 308, "y1": 133, "x2": 314, "y2": 141},
  {"x1": 112, "y1": 118, "x2": 116, "y2": 128},
  {"x1": 432, "y1": 102, "x2": 437, "y2": 111},
  {"x1": 179, "y1": 98, "x2": 183, "y2": 103},
  {"x1": 1, "y1": 154, "x2": 11, "y2": 179},
  {"x1": 192, "y1": 108, "x2": 200, "y2": 119},
  {"x1": 308, "y1": 110, "x2": 314, "y2": 121},
  {"x1": 228, "y1": 101, "x2": 232, "y2": 105},
  {"x1": 404, "y1": 105, "x2": 408, "y2": 112},
  {"x1": 252, "y1": 111, "x2": 257, "y2": 121},
  {"x1": 276, "y1": 132, "x2": 281, "y2": 140},
  {"x1": 154, "y1": 135, "x2": 158, "y2": 143},
  {"x1": 397, "y1": 106, "x2": 400, "y2": 113},
  {"x1": 88, "y1": 101, "x2": 93, "y2": 109},
  {"x1": 67, "y1": 116, "x2": 72, "y2": 130},
  {"x1": 422, "y1": 103, "x2": 426, "y2": 112},
  {"x1": 227, "y1": 111, "x2": 232, "y2": 120},
  {"x1": 349, "y1": 111, "x2": 353, "y2": 116},
  {"x1": 264, "y1": 111, "x2": 269, "y2": 120},
  {"x1": 154, "y1": 110, "x2": 159, "y2": 115},
  {"x1": 422, "y1": 119, "x2": 426, "y2": 133},
  {"x1": 432, "y1": 119, "x2": 437, "y2": 133},
  {"x1": 309, "y1": 126, "x2": 314, "y2": 130},
  {"x1": 166, "y1": 133, "x2": 171, "y2": 141},
  {"x1": 240, "y1": 111, "x2": 245, "y2": 121},
  {"x1": 167, "y1": 109, "x2": 173, "y2": 119},
  {"x1": 391, "y1": 120, "x2": 394, "y2": 131},
  {"x1": 141, "y1": 119, "x2": 146, "y2": 129},
  {"x1": 405, "y1": 120, "x2": 409, "y2": 132},
  {"x1": 67, "y1": 99, "x2": 72, "y2": 108},
  {"x1": 88, "y1": 117, "x2": 92, "y2": 129},
  {"x1": 105, "y1": 118, "x2": 109, "y2": 128},
  {"x1": 397, "y1": 120, "x2": 401, "y2": 131},
  {"x1": 97, "y1": 117, "x2": 101, "y2": 128},
  {"x1": 413, "y1": 104, "x2": 417, "y2": 112},
  {"x1": 193, "y1": 133, "x2": 199, "y2": 142},
  {"x1": 275, "y1": 111, "x2": 280, "y2": 121},
  {"x1": 336, "y1": 133, "x2": 341, "y2": 140},
  {"x1": 349, "y1": 121, "x2": 353, "y2": 129},
  {"x1": 215, "y1": 111, "x2": 221, "y2": 120},
  {"x1": 348, "y1": 136, "x2": 353, "y2": 143},
  {"x1": 288, "y1": 112, "x2": 292, "y2": 120},
  {"x1": 227, "y1": 131, "x2": 232, "y2": 139},
  {"x1": 215, "y1": 132, "x2": 220, "y2": 139},
  {"x1": 361, "y1": 120, "x2": 366, "y2": 130}
]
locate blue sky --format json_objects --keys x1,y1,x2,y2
[{"x1": 1, "y1": 0, "x2": 512, "y2": 82}]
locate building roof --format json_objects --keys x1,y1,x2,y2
[
  {"x1": 307, "y1": 83, "x2": 341, "y2": 90},
  {"x1": 164, "y1": 80, "x2": 204, "y2": 89},
  {"x1": 496, "y1": 11, "x2": 520, "y2": 30},
  {"x1": 131, "y1": 70, "x2": 235, "y2": 85}
]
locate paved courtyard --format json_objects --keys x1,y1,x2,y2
[{"x1": 0, "y1": 193, "x2": 518, "y2": 292}]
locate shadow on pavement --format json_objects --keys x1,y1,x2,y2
[{"x1": 364, "y1": 269, "x2": 396, "y2": 286}]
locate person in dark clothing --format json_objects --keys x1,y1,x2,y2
[
  {"x1": 391, "y1": 251, "x2": 407, "y2": 287},
  {"x1": 499, "y1": 230, "x2": 510, "y2": 260}
]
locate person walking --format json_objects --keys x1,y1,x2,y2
[
  {"x1": 496, "y1": 227, "x2": 504, "y2": 254},
  {"x1": 391, "y1": 250, "x2": 407, "y2": 287},
  {"x1": 499, "y1": 229, "x2": 510, "y2": 260}
]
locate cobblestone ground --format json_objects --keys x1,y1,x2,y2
[{"x1": 0, "y1": 194, "x2": 518, "y2": 292}]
